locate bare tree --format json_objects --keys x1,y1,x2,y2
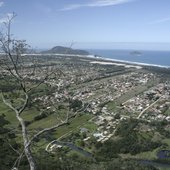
[{"x1": 0, "y1": 13, "x2": 85, "y2": 170}]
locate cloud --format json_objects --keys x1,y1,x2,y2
[
  {"x1": 60, "y1": 0, "x2": 134, "y2": 11},
  {"x1": 0, "y1": 1, "x2": 4, "y2": 7},
  {"x1": 60, "y1": 4, "x2": 83, "y2": 11},
  {"x1": 149, "y1": 17, "x2": 170, "y2": 25}
]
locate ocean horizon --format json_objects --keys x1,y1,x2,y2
[{"x1": 87, "y1": 49, "x2": 170, "y2": 68}]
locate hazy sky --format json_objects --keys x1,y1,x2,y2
[{"x1": 1, "y1": 0, "x2": 170, "y2": 50}]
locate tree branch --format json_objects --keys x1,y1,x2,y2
[
  {"x1": 27, "y1": 102, "x2": 89, "y2": 148},
  {"x1": 1, "y1": 92, "x2": 18, "y2": 112}
]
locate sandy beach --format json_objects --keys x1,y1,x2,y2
[{"x1": 90, "y1": 61, "x2": 142, "y2": 69}]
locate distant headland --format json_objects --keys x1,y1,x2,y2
[{"x1": 42, "y1": 46, "x2": 89, "y2": 55}]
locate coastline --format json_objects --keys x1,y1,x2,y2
[
  {"x1": 18, "y1": 53, "x2": 170, "y2": 69},
  {"x1": 88, "y1": 55, "x2": 170, "y2": 69},
  {"x1": 89, "y1": 60, "x2": 142, "y2": 69}
]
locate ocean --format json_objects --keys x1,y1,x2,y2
[{"x1": 87, "y1": 49, "x2": 170, "y2": 68}]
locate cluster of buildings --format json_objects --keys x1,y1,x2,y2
[
  {"x1": 2, "y1": 54, "x2": 170, "y2": 146},
  {"x1": 122, "y1": 82, "x2": 170, "y2": 121},
  {"x1": 71, "y1": 72, "x2": 155, "y2": 114}
]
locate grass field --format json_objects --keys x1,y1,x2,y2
[
  {"x1": 53, "y1": 114, "x2": 93, "y2": 139},
  {"x1": 0, "y1": 99, "x2": 40, "y2": 127},
  {"x1": 0, "y1": 97, "x2": 94, "y2": 136}
]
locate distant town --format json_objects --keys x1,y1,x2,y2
[{"x1": 1, "y1": 47, "x2": 170, "y2": 169}]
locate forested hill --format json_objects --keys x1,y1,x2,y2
[{"x1": 42, "y1": 46, "x2": 89, "y2": 55}]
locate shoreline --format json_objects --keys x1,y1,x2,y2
[
  {"x1": 88, "y1": 55, "x2": 170, "y2": 69},
  {"x1": 89, "y1": 60, "x2": 142, "y2": 69},
  {"x1": 16, "y1": 53, "x2": 170, "y2": 69}
]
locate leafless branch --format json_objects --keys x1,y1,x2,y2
[
  {"x1": 3, "y1": 138, "x2": 20, "y2": 156},
  {"x1": 0, "y1": 13, "x2": 83, "y2": 170},
  {"x1": 12, "y1": 150, "x2": 25, "y2": 170},
  {"x1": 1, "y1": 92, "x2": 18, "y2": 112},
  {"x1": 18, "y1": 91, "x2": 28, "y2": 115},
  {"x1": 27, "y1": 102, "x2": 89, "y2": 148}
]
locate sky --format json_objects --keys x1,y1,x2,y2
[{"x1": 1, "y1": 0, "x2": 170, "y2": 50}]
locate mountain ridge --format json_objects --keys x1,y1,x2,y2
[{"x1": 42, "y1": 46, "x2": 89, "y2": 55}]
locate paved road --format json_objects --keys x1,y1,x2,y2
[{"x1": 137, "y1": 95, "x2": 164, "y2": 119}]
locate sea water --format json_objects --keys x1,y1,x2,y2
[{"x1": 87, "y1": 49, "x2": 170, "y2": 68}]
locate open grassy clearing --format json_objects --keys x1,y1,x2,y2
[
  {"x1": 0, "y1": 98, "x2": 40, "y2": 127},
  {"x1": 28, "y1": 110, "x2": 68, "y2": 129},
  {"x1": 53, "y1": 114, "x2": 93, "y2": 139}
]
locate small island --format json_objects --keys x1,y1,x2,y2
[{"x1": 130, "y1": 51, "x2": 142, "y2": 56}]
